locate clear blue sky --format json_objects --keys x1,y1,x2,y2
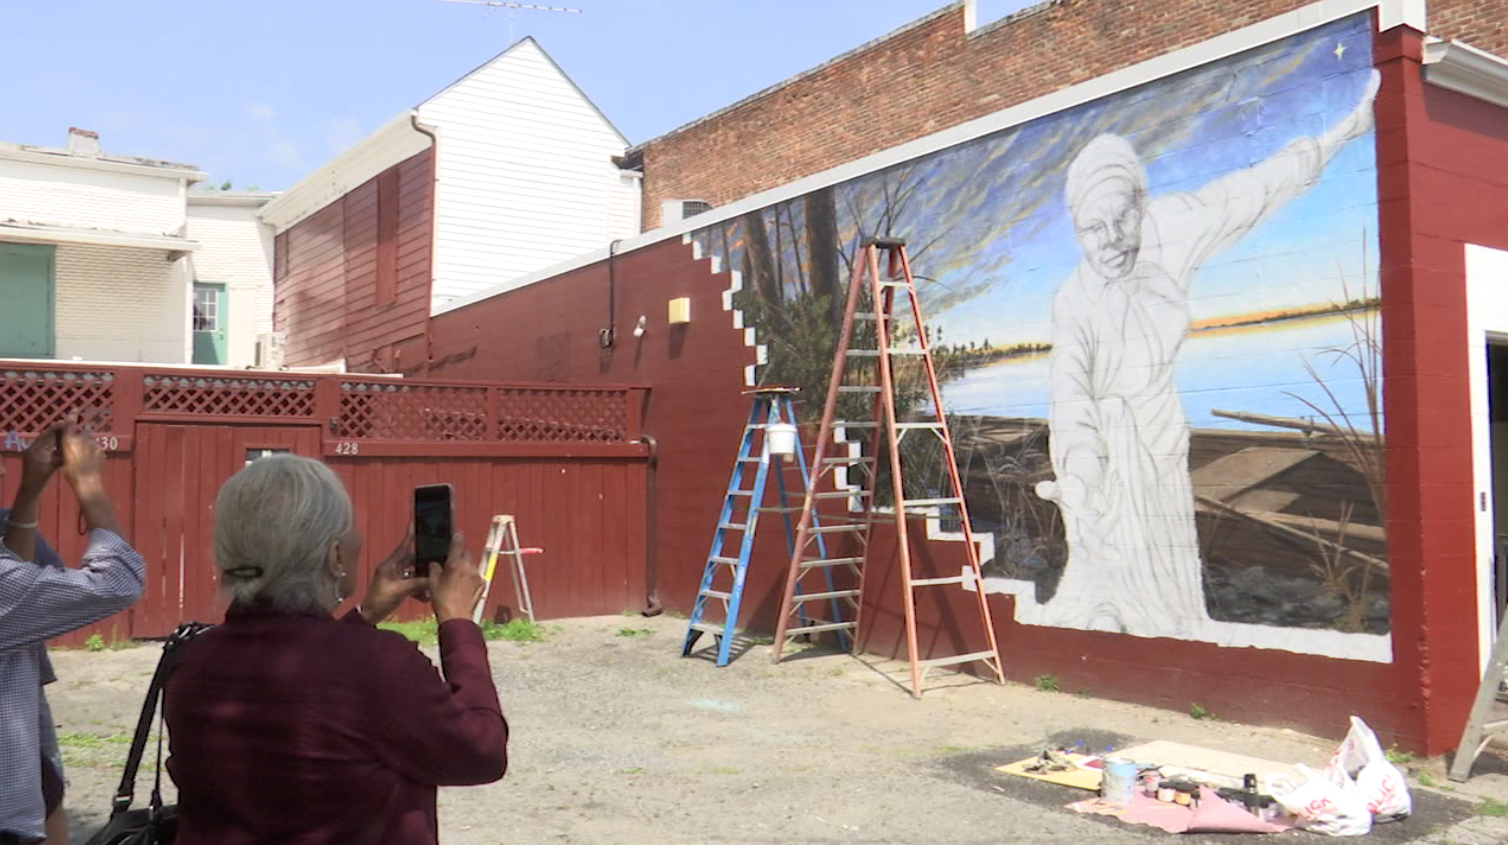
[{"x1": 1, "y1": 0, "x2": 1033, "y2": 191}]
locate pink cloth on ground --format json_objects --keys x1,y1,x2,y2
[{"x1": 1067, "y1": 787, "x2": 1293, "y2": 834}]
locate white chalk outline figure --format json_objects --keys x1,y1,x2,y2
[{"x1": 1034, "y1": 69, "x2": 1381, "y2": 638}]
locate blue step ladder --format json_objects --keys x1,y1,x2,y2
[{"x1": 682, "y1": 387, "x2": 851, "y2": 666}]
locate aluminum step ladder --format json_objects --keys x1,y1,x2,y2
[
  {"x1": 682, "y1": 388, "x2": 850, "y2": 666},
  {"x1": 1449, "y1": 601, "x2": 1508, "y2": 781},
  {"x1": 771, "y1": 237, "x2": 1006, "y2": 698}
]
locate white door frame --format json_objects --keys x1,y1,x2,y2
[{"x1": 1467, "y1": 244, "x2": 1508, "y2": 670}]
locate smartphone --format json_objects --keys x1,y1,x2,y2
[{"x1": 413, "y1": 484, "x2": 454, "y2": 573}]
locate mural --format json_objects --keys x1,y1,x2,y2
[{"x1": 692, "y1": 15, "x2": 1388, "y2": 656}]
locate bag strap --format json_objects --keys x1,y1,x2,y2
[{"x1": 110, "y1": 622, "x2": 212, "y2": 816}]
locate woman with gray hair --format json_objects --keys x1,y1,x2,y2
[{"x1": 162, "y1": 454, "x2": 507, "y2": 845}]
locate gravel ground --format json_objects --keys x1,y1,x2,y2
[{"x1": 43, "y1": 613, "x2": 1508, "y2": 844}]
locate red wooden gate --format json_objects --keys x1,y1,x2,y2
[{"x1": 0, "y1": 364, "x2": 649, "y2": 646}]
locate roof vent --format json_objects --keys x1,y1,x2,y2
[{"x1": 661, "y1": 199, "x2": 713, "y2": 225}]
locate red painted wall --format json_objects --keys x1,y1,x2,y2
[
  {"x1": 275, "y1": 148, "x2": 435, "y2": 371},
  {"x1": 1372, "y1": 28, "x2": 1508, "y2": 752},
  {"x1": 423, "y1": 225, "x2": 1420, "y2": 747}
]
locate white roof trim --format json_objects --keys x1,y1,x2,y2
[
  {"x1": 435, "y1": 0, "x2": 1412, "y2": 317},
  {"x1": 0, "y1": 223, "x2": 197, "y2": 252},
  {"x1": 257, "y1": 112, "x2": 433, "y2": 233},
  {"x1": 188, "y1": 193, "x2": 280, "y2": 208},
  {"x1": 1423, "y1": 38, "x2": 1508, "y2": 110},
  {"x1": 0, "y1": 144, "x2": 204, "y2": 181}
]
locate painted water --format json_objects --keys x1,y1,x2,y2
[{"x1": 937, "y1": 311, "x2": 1379, "y2": 434}]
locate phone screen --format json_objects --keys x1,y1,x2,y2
[{"x1": 414, "y1": 484, "x2": 454, "y2": 571}]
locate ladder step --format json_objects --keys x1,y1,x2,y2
[
  {"x1": 793, "y1": 589, "x2": 861, "y2": 603},
  {"x1": 900, "y1": 497, "x2": 962, "y2": 508},
  {"x1": 718, "y1": 522, "x2": 750, "y2": 531},
  {"x1": 810, "y1": 524, "x2": 867, "y2": 534},
  {"x1": 736, "y1": 457, "x2": 762, "y2": 463},
  {"x1": 854, "y1": 312, "x2": 878, "y2": 321},
  {"x1": 835, "y1": 421, "x2": 880, "y2": 428},
  {"x1": 800, "y1": 556, "x2": 865, "y2": 568},
  {"x1": 845, "y1": 349, "x2": 882, "y2": 358},
  {"x1": 815, "y1": 490, "x2": 871, "y2": 499},
  {"x1": 911, "y1": 575, "x2": 970, "y2": 587},
  {"x1": 876, "y1": 280, "x2": 910, "y2": 288},
  {"x1": 823, "y1": 456, "x2": 875, "y2": 465},
  {"x1": 701, "y1": 589, "x2": 733, "y2": 601},
  {"x1": 918, "y1": 650, "x2": 998, "y2": 670},
  {"x1": 895, "y1": 422, "x2": 945, "y2": 431},
  {"x1": 728, "y1": 490, "x2": 755, "y2": 497},
  {"x1": 755, "y1": 506, "x2": 806, "y2": 514},
  {"x1": 709, "y1": 556, "x2": 741, "y2": 566},
  {"x1": 784, "y1": 621, "x2": 857, "y2": 636},
  {"x1": 689, "y1": 622, "x2": 728, "y2": 636},
  {"x1": 836, "y1": 385, "x2": 883, "y2": 393}
]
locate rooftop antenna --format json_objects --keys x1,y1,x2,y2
[{"x1": 437, "y1": 0, "x2": 583, "y2": 42}]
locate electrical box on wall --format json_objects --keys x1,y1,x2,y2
[{"x1": 668, "y1": 297, "x2": 691, "y2": 325}]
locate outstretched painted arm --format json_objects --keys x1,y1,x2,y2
[{"x1": 1161, "y1": 69, "x2": 1380, "y2": 282}]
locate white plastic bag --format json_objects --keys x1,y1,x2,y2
[
  {"x1": 1267, "y1": 764, "x2": 1373, "y2": 836},
  {"x1": 1326, "y1": 716, "x2": 1412, "y2": 821}
]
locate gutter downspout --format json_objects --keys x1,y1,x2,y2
[
  {"x1": 599, "y1": 239, "x2": 622, "y2": 349},
  {"x1": 641, "y1": 432, "x2": 664, "y2": 616},
  {"x1": 409, "y1": 112, "x2": 440, "y2": 373}
]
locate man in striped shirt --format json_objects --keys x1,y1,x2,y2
[{"x1": 1, "y1": 425, "x2": 144, "y2": 845}]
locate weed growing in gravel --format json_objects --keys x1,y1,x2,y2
[
  {"x1": 1478, "y1": 798, "x2": 1508, "y2": 817},
  {"x1": 380, "y1": 616, "x2": 543, "y2": 645},
  {"x1": 614, "y1": 767, "x2": 646, "y2": 775},
  {"x1": 1385, "y1": 745, "x2": 1415, "y2": 765},
  {"x1": 1034, "y1": 674, "x2": 1059, "y2": 692},
  {"x1": 55, "y1": 732, "x2": 132, "y2": 749},
  {"x1": 85, "y1": 634, "x2": 105, "y2": 652},
  {"x1": 616, "y1": 628, "x2": 653, "y2": 637},
  {"x1": 1189, "y1": 702, "x2": 1216, "y2": 721},
  {"x1": 1416, "y1": 771, "x2": 1438, "y2": 788}
]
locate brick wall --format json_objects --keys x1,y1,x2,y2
[
  {"x1": 54, "y1": 243, "x2": 188, "y2": 363},
  {"x1": 634, "y1": 0, "x2": 1507, "y2": 229}
]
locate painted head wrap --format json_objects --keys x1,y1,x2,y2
[{"x1": 1064, "y1": 134, "x2": 1146, "y2": 218}]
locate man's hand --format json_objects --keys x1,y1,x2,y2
[
  {"x1": 359, "y1": 527, "x2": 428, "y2": 624},
  {"x1": 429, "y1": 534, "x2": 486, "y2": 624},
  {"x1": 59, "y1": 424, "x2": 106, "y2": 493},
  {"x1": 59, "y1": 424, "x2": 121, "y2": 536},
  {"x1": 18, "y1": 422, "x2": 63, "y2": 496}
]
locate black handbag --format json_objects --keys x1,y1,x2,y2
[{"x1": 82, "y1": 622, "x2": 211, "y2": 845}]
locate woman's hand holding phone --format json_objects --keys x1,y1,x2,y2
[{"x1": 430, "y1": 533, "x2": 485, "y2": 624}]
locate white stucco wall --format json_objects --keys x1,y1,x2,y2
[
  {"x1": 52, "y1": 244, "x2": 190, "y2": 363},
  {"x1": 0, "y1": 158, "x2": 186, "y2": 235},
  {"x1": 187, "y1": 200, "x2": 275, "y2": 368}
]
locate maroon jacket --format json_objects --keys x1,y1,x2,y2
[{"x1": 162, "y1": 606, "x2": 507, "y2": 845}]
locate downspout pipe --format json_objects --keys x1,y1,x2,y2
[
  {"x1": 409, "y1": 112, "x2": 440, "y2": 371},
  {"x1": 640, "y1": 433, "x2": 664, "y2": 616},
  {"x1": 599, "y1": 238, "x2": 623, "y2": 349}
]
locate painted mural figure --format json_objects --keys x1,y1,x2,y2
[{"x1": 1034, "y1": 71, "x2": 1381, "y2": 638}]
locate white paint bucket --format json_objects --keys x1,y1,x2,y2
[
  {"x1": 767, "y1": 422, "x2": 797, "y2": 458},
  {"x1": 1101, "y1": 757, "x2": 1137, "y2": 805}
]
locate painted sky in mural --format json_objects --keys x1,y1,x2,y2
[{"x1": 693, "y1": 14, "x2": 1387, "y2": 656}]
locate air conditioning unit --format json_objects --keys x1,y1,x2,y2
[
  {"x1": 660, "y1": 199, "x2": 713, "y2": 224},
  {"x1": 254, "y1": 331, "x2": 287, "y2": 370}
]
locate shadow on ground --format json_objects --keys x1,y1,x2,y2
[{"x1": 932, "y1": 730, "x2": 1476, "y2": 843}]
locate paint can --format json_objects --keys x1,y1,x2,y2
[{"x1": 1100, "y1": 757, "x2": 1137, "y2": 805}]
